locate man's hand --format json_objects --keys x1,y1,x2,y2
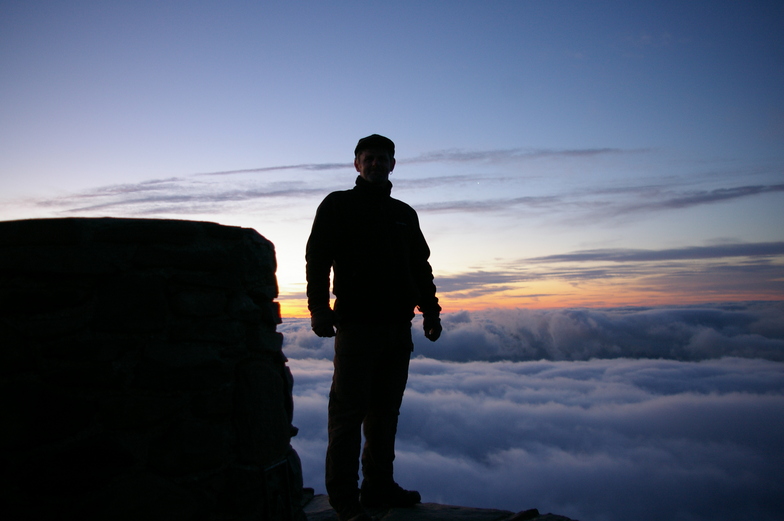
[
  {"x1": 311, "y1": 308, "x2": 336, "y2": 337},
  {"x1": 423, "y1": 316, "x2": 442, "y2": 342}
]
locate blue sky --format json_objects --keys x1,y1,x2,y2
[
  {"x1": 2, "y1": 1, "x2": 783, "y2": 314},
  {"x1": 3, "y1": 3, "x2": 784, "y2": 520}
]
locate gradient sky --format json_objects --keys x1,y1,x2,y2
[
  {"x1": 3, "y1": 5, "x2": 783, "y2": 521},
  {"x1": 2, "y1": 1, "x2": 783, "y2": 316}
]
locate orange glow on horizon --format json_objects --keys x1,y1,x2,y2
[
  {"x1": 277, "y1": 258, "x2": 784, "y2": 318},
  {"x1": 277, "y1": 291, "x2": 783, "y2": 319}
]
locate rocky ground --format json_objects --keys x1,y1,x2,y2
[{"x1": 302, "y1": 491, "x2": 576, "y2": 521}]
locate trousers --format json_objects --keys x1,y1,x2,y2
[{"x1": 325, "y1": 322, "x2": 413, "y2": 506}]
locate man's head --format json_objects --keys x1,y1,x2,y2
[
  {"x1": 354, "y1": 134, "x2": 396, "y2": 185},
  {"x1": 354, "y1": 134, "x2": 395, "y2": 159}
]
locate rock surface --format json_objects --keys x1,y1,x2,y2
[
  {"x1": 1, "y1": 218, "x2": 305, "y2": 520},
  {"x1": 302, "y1": 492, "x2": 576, "y2": 521}
]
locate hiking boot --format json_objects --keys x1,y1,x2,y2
[{"x1": 360, "y1": 481, "x2": 421, "y2": 509}]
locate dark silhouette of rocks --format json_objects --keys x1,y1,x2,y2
[{"x1": 1, "y1": 218, "x2": 304, "y2": 520}]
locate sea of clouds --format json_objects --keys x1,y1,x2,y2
[{"x1": 281, "y1": 302, "x2": 784, "y2": 521}]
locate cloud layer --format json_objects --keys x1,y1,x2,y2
[
  {"x1": 280, "y1": 302, "x2": 784, "y2": 363},
  {"x1": 283, "y1": 302, "x2": 784, "y2": 521}
]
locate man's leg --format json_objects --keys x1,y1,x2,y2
[
  {"x1": 360, "y1": 330, "x2": 410, "y2": 485},
  {"x1": 360, "y1": 325, "x2": 421, "y2": 508},
  {"x1": 325, "y1": 325, "x2": 374, "y2": 515}
]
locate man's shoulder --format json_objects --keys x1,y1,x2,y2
[
  {"x1": 325, "y1": 188, "x2": 354, "y2": 199},
  {"x1": 389, "y1": 196, "x2": 417, "y2": 214},
  {"x1": 318, "y1": 189, "x2": 354, "y2": 206}
]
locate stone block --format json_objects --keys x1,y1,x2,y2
[
  {"x1": 226, "y1": 293, "x2": 263, "y2": 322},
  {"x1": 218, "y1": 464, "x2": 266, "y2": 518},
  {"x1": 18, "y1": 435, "x2": 135, "y2": 496},
  {"x1": 91, "y1": 217, "x2": 203, "y2": 245},
  {"x1": 233, "y1": 358, "x2": 291, "y2": 466},
  {"x1": 83, "y1": 471, "x2": 206, "y2": 521},
  {"x1": 38, "y1": 332, "x2": 100, "y2": 362},
  {"x1": 7, "y1": 301, "x2": 94, "y2": 340},
  {"x1": 142, "y1": 340, "x2": 220, "y2": 368},
  {"x1": 0, "y1": 218, "x2": 301, "y2": 521},
  {"x1": 148, "y1": 419, "x2": 232, "y2": 476},
  {"x1": 245, "y1": 326, "x2": 285, "y2": 353},
  {"x1": 99, "y1": 392, "x2": 188, "y2": 430},
  {"x1": 134, "y1": 357, "x2": 234, "y2": 393},
  {"x1": 191, "y1": 385, "x2": 234, "y2": 420},
  {"x1": 42, "y1": 359, "x2": 127, "y2": 390},
  {"x1": 0, "y1": 218, "x2": 86, "y2": 246},
  {"x1": 0, "y1": 243, "x2": 135, "y2": 274},
  {"x1": 171, "y1": 289, "x2": 229, "y2": 317},
  {"x1": 0, "y1": 382, "x2": 96, "y2": 451},
  {"x1": 0, "y1": 273, "x2": 95, "y2": 314},
  {"x1": 169, "y1": 316, "x2": 245, "y2": 344},
  {"x1": 0, "y1": 319, "x2": 34, "y2": 375},
  {"x1": 133, "y1": 243, "x2": 231, "y2": 271},
  {"x1": 94, "y1": 273, "x2": 168, "y2": 333}
]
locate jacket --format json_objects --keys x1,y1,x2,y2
[{"x1": 306, "y1": 176, "x2": 441, "y2": 324}]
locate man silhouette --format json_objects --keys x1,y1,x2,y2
[{"x1": 306, "y1": 134, "x2": 442, "y2": 521}]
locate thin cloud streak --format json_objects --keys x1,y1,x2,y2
[
  {"x1": 194, "y1": 147, "x2": 637, "y2": 176},
  {"x1": 196, "y1": 163, "x2": 353, "y2": 176},
  {"x1": 609, "y1": 183, "x2": 784, "y2": 215},
  {"x1": 417, "y1": 195, "x2": 560, "y2": 213},
  {"x1": 401, "y1": 146, "x2": 634, "y2": 164},
  {"x1": 414, "y1": 182, "x2": 784, "y2": 218},
  {"x1": 32, "y1": 180, "x2": 329, "y2": 214},
  {"x1": 527, "y1": 242, "x2": 784, "y2": 263},
  {"x1": 435, "y1": 271, "x2": 534, "y2": 294}
]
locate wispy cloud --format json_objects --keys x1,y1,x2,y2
[
  {"x1": 417, "y1": 195, "x2": 560, "y2": 213},
  {"x1": 608, "y1": 183, "x2": 784, "y2": 215},
  {"x1": 518, "y1": 243, "x2": 784, "y2": 293},
  {"x1": 414, "y1": 181, "x2": 784, "y2": 220},
  {"x1": 192, "y1": 147, "x2": 635, "y2": 179},
  {"x1": 434, "y1": 270, "x2": 534, "y2": 295},
  {"x1": 187, "y1": 147, "x2": 633, "y2": 183},
  {"x1": 429, "y1": 242, "x2": 784, "y2": 306},
  {"x1": 402, "y1": 147, "x2": 634, "y2": 164},
  {"x1": 527, "y1": 242, "x2": 784, "y2": 263},
  {"x1": 32, "y1": 179, "x2": 330, "y2": 215},
  {"x1": 196, "y1": 163, "x2": 353, "y2": 176}
]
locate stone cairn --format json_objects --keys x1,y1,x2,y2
[{"x1": 0, "y1": 218, "x2": 305, "y2": 520}]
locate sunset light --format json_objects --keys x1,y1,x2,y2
[{"x1": 2, "y1": 2, "x2": 782, "y2": 520}]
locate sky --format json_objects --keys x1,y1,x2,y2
[
  {"x1": 2, "y1": 0, "x2": 783, "y2": 316},
  {"x1": 2, "y1": 3, "x2": 784, "y2": 519}
]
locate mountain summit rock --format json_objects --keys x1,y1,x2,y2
[{"x1": 302, "y1": 491, "x2": 576, "y2": 521}]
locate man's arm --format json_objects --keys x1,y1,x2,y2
[
  {"x1": 305, "y1": 197, "x2": 337, "y2": 337},
  {"x1": 410, "y1": 211, "x2": 442, "y2": 341}
]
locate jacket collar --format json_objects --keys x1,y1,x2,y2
[{"x1": 354, "y1": 175, "x2": 392, "y2": 197}]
